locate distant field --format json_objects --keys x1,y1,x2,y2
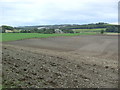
[
  {"x1": 73, "y1": 28, "x2": 106, "y2": 33},
  {"x1": 1, "y1": 33, "x2": 97, "y2": 42},
  {"x1": 104, "y1": 33, "x2": 120, "y2": 35}
]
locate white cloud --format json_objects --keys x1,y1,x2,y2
[{"x1": 0, "y1": 0, "x2": 119, "y2": 26}]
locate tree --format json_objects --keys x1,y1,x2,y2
[
  {"x1": 106, "y1": 25, "x2": 118, "y2": 32},
  {"x1": 2, "y1": 25, "x2": 14, "y2": 30},
  {"x1": 118, "y1": 25, "x2": 120, "y2": 33},
  {"x1": 30, "y1": 28, "x2": 39, "y2": 33},
  {"x1": 37, "y1": 29, "x2": 45, "y2": 33},
  {"x1": 20, "y1": 30, "x2": 28, "y2": 33},
  {"x1": 100, "y1": 30, "x2": 104, "y2": 34},
  {"x1": 62, "y1": 29, "x2": 74, "y2": 33},
  {"x1": 2, "y1": 25, "x2": 14, "y2": 33},
  {"x1": 44, "y1": 29, "x2": 55, "y2": 34}
]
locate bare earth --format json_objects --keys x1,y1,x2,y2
[{"x1": 2, "y1": 35, "x2": 118, "y2": 88}]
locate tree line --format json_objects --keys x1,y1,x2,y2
[
  {"x1": 1, "y1": 24, "x2": 119, "y2": 33},
  {"x1": 20, "y1": 28, "x2": 55, "y2": 34}
]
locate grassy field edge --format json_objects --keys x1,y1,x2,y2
[{"x1": 1, "y1": 33, "x2": 97, "y2": 42}]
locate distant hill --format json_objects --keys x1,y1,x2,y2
[
  {"x1": 1, "y1": 22, "x2": 119, "y2": 33},
  {"x1": 15, "y1": 22, "x2": 111, "y2": 30}
]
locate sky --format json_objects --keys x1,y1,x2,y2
[{"x1": 0, "y1": 0, "x2": 119, "y2": 26}]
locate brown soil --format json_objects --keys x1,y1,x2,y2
[{"x1": 2, "y1": 35, "x2": 118, "y2": 88}]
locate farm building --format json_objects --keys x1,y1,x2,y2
[
  {"x1": 38, "y1": 27, "x2": 49, "y2": 29},
  {"x1": 5, "y1": 30, "x2": 13, "y2": 33},
  {"x1": 54, "y1": 29, "x2": 64, "y2": 34}
]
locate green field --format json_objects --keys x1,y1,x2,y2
[
  {"x1": 1, "y1": 33, "x2": 97, "y2": 42},
  {"x1": 73, "y1": 28, "x2": 106, "y2": 33}
]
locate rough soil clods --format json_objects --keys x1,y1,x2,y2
[{"x1": 2, "y1": 35, "x2": 118, "y2": 88}]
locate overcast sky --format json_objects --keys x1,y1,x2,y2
[{"x1": 0, "y1": 0, "x2": 119, "y2": 26}]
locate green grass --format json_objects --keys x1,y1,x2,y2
[
  {"x1": 1, "y1": 33, "x2": 97, "y2": 42},
  {"x1": 73, "y1": 28, "x2": 106, "y2": 33},
  {"x1": 0, "y1": 85, "x2": 2, "y2": 89}
]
